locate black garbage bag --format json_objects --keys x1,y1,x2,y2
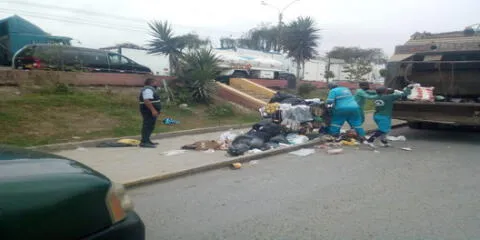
[
  {"x1": 251, "y1": 120, "x2": 282, "y2": 140},
  {"x1": 280, "y1": 97, "x2": 306, "y2": 105},
  {"x1": 269, "y1": 134, "x2": 289, "y2": 144},
  {"x1": 269, "y1": 92, "x2": 300, "y2": 103},
  {"x1": 227, "y1": 135, "x2": 265, "y2": 156}
]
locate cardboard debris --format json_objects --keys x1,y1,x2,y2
[{"x1": 401, "y1": 147, "x2": 413, "y2": 151}]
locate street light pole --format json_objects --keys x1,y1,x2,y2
[{"x1": 261, "y1": 0, "x2": 300, "y2": 51}]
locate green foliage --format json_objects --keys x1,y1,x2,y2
[
  {"x1": 324, "y1": 70, "x2": 335, "y2": 80},
  {"x1": 147, "y1": 20, "x2": 210, "y2": 75},
  {"x1": 207, "y1": 104, "x2": 235, "y2": 118},
  {"x1": 327, "y1": 47, "x2": 387, "y2": 64},
  {"x1": 281, "y1": 17, "x2": 320, "y2": 87},
  {"x1": 379, "y1": 68, "x2": 388, "y2": 78},
  {"x1": 342, "y1": 61, "x2": 373, "y2": 81},
  {"x1": 297, "y1": 83, "x2": 317, "y2": 97},
  {"x1": 176, "y1": 48, "x2": 221, "y2": 103}
]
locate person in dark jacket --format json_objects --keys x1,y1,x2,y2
[{"x1": 139, "y1": 78, "x2": 162, "y2": 148}]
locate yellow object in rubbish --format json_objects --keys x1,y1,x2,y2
[
  {"x1": 117, "y1": 139, "x2": 141, "y2": 146},
  {"x1": 265, "y1": 103, "x2": 280, "y2": 114},
  {"x1": 340, "y1": 139, "x2": 359, "y2": 146},
  {"x1": 232, "y1": 162, "x2": 242, "y2": 169}
]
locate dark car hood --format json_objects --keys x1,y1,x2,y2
[
  {"x1": 0, "y1": 146, "x2": 113, "y2": 239},
  {"x1": 0, "y1": 145, "x2": 103, "y2": 179}
]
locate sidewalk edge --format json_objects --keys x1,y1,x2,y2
[
  {"x1": 28, "y1": 123, "x2": 254, "y2": 152},
  {"x1": 124, "y1": 122, "x2": 407, "y2": 189}
]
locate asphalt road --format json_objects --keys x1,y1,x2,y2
[{"x1": 129, "y1": 127, "x2": 480, "y2": 240}]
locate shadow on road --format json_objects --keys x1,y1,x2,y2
[{"x1": 396, "y1": 126, "x2": 480, "y2": 146}]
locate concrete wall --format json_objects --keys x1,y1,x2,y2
[{"x1": 0, "y1": 70, "x2": 173, "y2": 87}]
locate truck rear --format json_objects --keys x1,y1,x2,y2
[{"x1": 385, "y1": 28, "x2": 480, "y2": 128}]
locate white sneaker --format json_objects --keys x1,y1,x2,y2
[{"x1": 363, "y1": 141, "x2": 376, "y2": 148}]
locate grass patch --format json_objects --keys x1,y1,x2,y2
[{"x1": 0, "y1": 88, "x2": 259, "y2": 147}]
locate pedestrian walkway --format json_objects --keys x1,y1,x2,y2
[{"x1": 56, "y1": 113, "x2": 405, "y2": 185}]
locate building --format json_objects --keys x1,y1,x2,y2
[{"x1": 0, "y1": 15, "x2": 71, "y2": 65}]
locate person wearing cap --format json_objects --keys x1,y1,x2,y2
[
  {"x1": 366, "y1": 86, "x2": 412, "y2": 148},
  {"x1": 138, "y1": 78, "x2": 162, "y2": 148},
  {"x1": 354, "y1": 82, "x2": 377, "y2": 124},
  {"x1": 326, "y1": 83, "x2": 367, "y2": 142}
]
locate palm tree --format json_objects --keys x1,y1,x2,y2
[
  {"x1": 177, "y1": 48, "x2": 221, "y2": 103},
  {"x1": 147, "y1": 21, "x2": 209, "y2": 76},
  {"x1": 281, "y1": 16, "x2": 320, "y2": 88}
]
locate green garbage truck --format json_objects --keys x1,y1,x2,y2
[{"x1": 385, "y1": 25, "x2": 480, "y2": 128}]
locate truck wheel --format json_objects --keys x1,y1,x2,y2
[{"x1": 407, "y1": 122, "x2": 422, "y2": 129}]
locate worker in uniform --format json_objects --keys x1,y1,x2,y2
[
  {"x1": 366, "y1": 86, "x2": 412, "y2": 148},
  {"x1": 326, "y1": 83, "x2": 367, "y2": 142},
  {"x1": 354, "y1": 82, "x2": 378, "y2": 124},
  {"x1": 139, "y1": 78, "x2": 162, "y2": 148}
]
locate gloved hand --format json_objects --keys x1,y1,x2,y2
[{"x1": 394, "y1": 89, "x2": 404, "y2": 95}]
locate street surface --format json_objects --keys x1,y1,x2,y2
[{"x1": 130, "y1": 127, "x2": 480, "y2": 240}]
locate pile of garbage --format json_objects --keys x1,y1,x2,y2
[
  {"x1": 225, "y1": 92, "x2": 331, "y2": 156},
  {"x1": 179, "y1": 91, "x2": 332, "y2": 156}
]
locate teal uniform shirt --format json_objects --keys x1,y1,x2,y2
[
  {"x1": 374, "y1": 88, "x2": 411, "y2": 117},
  {"x1": 354, "y1": 89, "x2": 377, "y2": 110}
]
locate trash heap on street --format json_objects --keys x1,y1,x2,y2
[{"x1": 181, "y1": 91, "x2": 338, "y2": 156}]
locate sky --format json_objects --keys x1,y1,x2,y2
[{"x1": 1, "y1": 0, "x2": 479, "y2": 56}]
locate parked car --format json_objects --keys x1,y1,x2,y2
[
  {"x1": 0, "y1": 145, "x2": 145, "y2": 240},
  {"x1": 12, "y1": 44, "x2": 152, "y2": 74}
]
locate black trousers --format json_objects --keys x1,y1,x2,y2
[{"x1": 141, "y1": 110, "x2": 157, "y2": 144}]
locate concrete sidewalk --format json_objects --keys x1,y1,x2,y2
[{"x1": 56, "y1": 113, "x2": 405, "y2": 187}]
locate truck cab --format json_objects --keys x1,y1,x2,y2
[{"x1": 386, "y1": 28, "x2": 480, "y2": 128}]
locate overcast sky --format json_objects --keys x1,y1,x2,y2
[{"x1": 1, "y1": 0, "x2": 479, "y2": 55}]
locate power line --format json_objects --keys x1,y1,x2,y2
[
  {"x1": 0, "y1": 9, "x2": 149, "y2": 33},
  {"x1": 3, "y1": 0, "x2": 149, "y2": 25}
]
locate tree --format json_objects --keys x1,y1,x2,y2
[
  {"x1": 379, "y1": 68, "x2": 388, "y2": 78},
  {"x1": 324, "y1": 70, "x2": 335, "y2": 82},
  {"x1": 281, "y1": 16, "x2": 320, "y2": 88},
  {"x1": 342, "y1": 60, "x2": 372, "y2": 81},
  {"x1": 328, "y1": 47, "x2": 387, "y2": 81},
  {"x1": 176, "y1": 48, "x2": 221, "y2": 103},
  {"x1": 147, "y1": 20, "x2": 209, "y2": 76}
]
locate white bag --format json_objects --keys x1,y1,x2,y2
[{"x1": 407, "y1": 85, "x2": 434, "y2": 102}]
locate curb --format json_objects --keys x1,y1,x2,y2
[
  {"x1": 124, "y1": 122, "x2": 408, "y2": 189},
  {"x1": 29, "y1": 123, "x2": 254, "y2": 152}
]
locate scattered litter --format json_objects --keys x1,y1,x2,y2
[
  {"x1": 162, "y1": 150, "x2": 187, "y2": 156},
  {"x1": 203, "y1": 149, "x2": 215, "y2": 154},
  {"x1": 373, "y1": 150, "x2": 380, "y2": 153},
  {"x1": 248, "y1": 160, "x2": 259, "y2": 166},
  {"x1": 162, "y1": 118, "x2": 180, "y2": 125},
  {"x1": 118, "y1": 139, "x2": 141, "y2": 145},
  {"x1": 316, "y1": 144, "x2": 329, "y2": 149},
  {"x1": 289, "y1": 148, "x2": 316, "y2": 157},
  {"x1": 178, "y1": 103, "x2": 189, "y2": 109},
  {"x1": 401, "y1": 147, "x2": 413, "y2": 151},
  {"x1": 386, "y1": 135, "x2": 407, "y2": 141},
  {"x1": 231, "y1": 162, "x2": 242, "y2": 169},
  {"x1": 72, "y1": 136, "x2": 81, "y2": 140},
  {"x1": 246, "y1": 149, "x2": 263, "y2": 154},
  {"x1": 219, "y1": 131, "x2": 237, "y2": 143},
  {"x1": 76, "y1": 147, "x2": 88, "y2": 151},
  {"x1": 97, "y1": 139, "x2": 140, "y2": 148},
  {"x1": 182, "y1": 140, "x2": 221, "y2": 151},
  {"x1": 286, "y1": 133, "x2": 309, "y2": 145},
  {"x1": 340, "y1": 139, "x2": 359, "y2": 146},
  {"x1": 327, "y1": 148, "x2": 344, "y2": 155}
]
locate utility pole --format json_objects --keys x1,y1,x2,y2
[{"x1": 261, "y1": 0, "x2": 300, "y2": 52}]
